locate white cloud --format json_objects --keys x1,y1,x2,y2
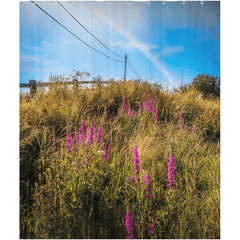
[
  {"x1": 21, "y1": 41, "x2": 54, "y2": 54},
  {"x1": 41, "y1": 41, "x2": 54, "y2": 49},
  {"x1": 157, "y1": 45, "x2": 184, "y2": 58},
  {"x1": 113, "y1": 41, "x2": 159, "y2": 52}
]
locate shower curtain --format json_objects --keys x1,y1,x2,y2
[{"x1": 20, "y1": 1, "x2": 220, "y2": 239}]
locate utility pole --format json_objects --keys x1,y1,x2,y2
[{"x1": 124, "y1": 54, "x2": 127, "y2": 80}]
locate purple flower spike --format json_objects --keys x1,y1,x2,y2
[
  {"x1": 158, "y1": 132, "x2": 161, "y2": 138},
  {"x1": 103, "y1": 143, "x2": 109, "y2": 162},
  {"x1": 129, "y1": 176, "x2": 136, "y2": 184},
  {"x1": 132, "y1": 111, "x2": 135, "y2": 118},
  {"x1": 128, "y1": 105, "x2": 132, "y2": 118},
  {"x1": 194, "y1": 143, "x2": 199, "y2": 149},
  {"x1": 179, "y1": 109, "x2": 183, "y2": 122},
  {"x1": 80, "y1": 119, "x2": 86, "y2": 143},
  {"x1": 144, "y1": 173, "x2": 152, "y2": 198},
  {"x1": 192, "y1": 125, "x2": 196, "y2": 135},
  {"x1": 121, "y1": 105, "x2": 124, "y2": 117},
  {"x1": 125, "y1": 212, "x2": 134, "y2": 239},
  {"x1": 133, "y1": 146, "x2": 140, "y2": 175},
  {"x1": 84, "y1": 158, "x2": 90, "y2": 166},
  {"x1": 149, "y1": 221, "x2": 155, "y2": 234},
  {"x1": 96, "y1": 124, "x2": 102, "y2": 145},
  {"x1": 180, "y1": 122, "x2": 184, "y2": 133},
  {"x1": 87, "y1": 123, "x2": 95, "y2": 147},
  {"x1": 167, "y1": 154, "x2": 175, "y2": 194},
  {"x1": 123, "y1": 96, "x2": 126, "y2": 108},
  {"x1": 74, "y1": 131, "x2": 80, "y2": 149}
]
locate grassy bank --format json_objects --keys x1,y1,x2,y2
[{"x1": 20, "y1": 79, "x2": 220, "y2": 239}]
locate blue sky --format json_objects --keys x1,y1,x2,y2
[{"x1": 20, "y1": 1, "x2": 220, "y2": 89}]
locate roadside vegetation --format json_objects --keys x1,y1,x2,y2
[{"x1": 20, "y1": 76, "x2": 220, "y2": 239}]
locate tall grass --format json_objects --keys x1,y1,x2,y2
[{"x1": 20, "y1": 79, "x2": 220, "y2": 239}]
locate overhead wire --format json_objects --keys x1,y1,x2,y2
[
  {"x1": 31, "y1": 1, "x2": 124, "y2": 63},
  {"x1": 127, "y1": 60, "x2": 141, "y2": 79},
  {"x1": 83, "y1": 1, "x2": 124, "y2": 54},
  {"x1": 57, "y1": 1, "x2": 124, "y2": 59}
]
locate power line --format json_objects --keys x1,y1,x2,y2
[
  {"x1": 57, "y1": 1, "x2": 124, "y2": 59},
  {"x1": 127, "y1": 60, "x2": 140, "y2": 79},
  {"x1": 83, "y1": 1, "x2": 123, "y2": 53},
  {"x1": 31, "y1": 1, "x2": 124, "y2": 63}
]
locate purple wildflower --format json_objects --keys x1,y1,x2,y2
[
  {"x1": 123, "y1": 96, "x2": 126, "y2": 108},
  {"x1": 132, "y1": 111, "x2": 135, "y2": 118},
  {"x1": 84, "y1": 158, "x2": 90, "y2": 166},
  {"x1": 129, "y1": 176, "x2": 136, "y2": 184},
  {"x1": 113, "y1": 113, "x2": 115, "y2": 118},
  {"x1": 133, "y1": 146, "x2": 140, "y2": 175},
  {"x1": 96, "y1": 124, "x2": 102, "y2": 145},
  {"x1": 194, "y1": 143, "x2": 199, "y2": 149},
  {"x1": 143, "y1": 102, "x2": 146, "y2": 110},
  {"x1": 103, "y1": 143, "x2": 109, "y2": 162},
  {"x1": 80, "y1": 119, "x2": 86, "y2": 143},
  {"x1": 121, "y1": 105, "x2": 124, "y2": 117},
  {"x1": 167, "y1": 154, "x2": 175, "y2": 194},
  {"x1": 125, "y1": 212, "x2": 134, "y2": 239},
  {"x1": 128, "y1": 105, "x2": 132, "y2": 117},
  {"x1": 87, "y1": 123, "x2": 94, "y2": 147},
  {"x1": 144, "y1": 173, "x2": 152, "y2": 198},
  {"x1": 52, "y1": 126, "x2": 56, "y2": 150},
  {"x1": 180, "y1": 122, "x2": 184, "y2": 133},
  {"x1": 150, "y1": 222, "x2": 155, "y2": 229},
  {"x1": 192, "y1": 125, "x2": 196, "y2": 135},
  {"x1": 149, "y1": 222, "x2": 155, "y2": 234},
  {"x1": 158, "y1": 132, "x2": 161, "y2": 138},
  {"x1": 65, "y1": 121, "x2": 72, "y2": 152},
  {"x1": 179, "y1": 109, "x2": 183, "y2": 122}
]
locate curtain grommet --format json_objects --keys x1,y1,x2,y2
[
  {"x1": 127, "y1": 1, "x2": 130, "y2": 4},
  {"x1": 108, "y1": 1, "x2": 111, "y2": 4},
  {"x1": 148, "y1": 1, "x2": 150, "y2": 5},
  {"x1": 183, "y1": 1, "x2": 185, "y2": 5},
  {"x1": 163, "y1": 1, "x2": 166, "y2": 4},
  {"x1": 89, "y1": 1, "x2": 91, "y2": 4},
  {"x1": 201, "y1": 1, "x2": 204, "y2": 4}
]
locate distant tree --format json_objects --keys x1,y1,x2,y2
[{"x1": 191, "y1": 74, "x2": 220, "y2": 98}]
